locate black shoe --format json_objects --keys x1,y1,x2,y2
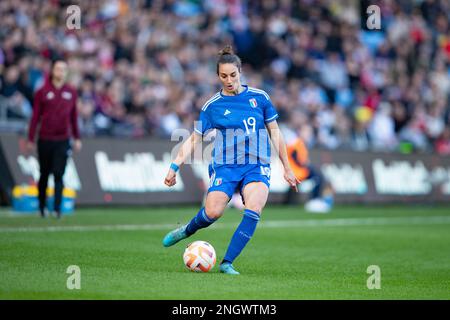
[{"x1": 39, "y1": 208, "x2": 47, "y2": 218}]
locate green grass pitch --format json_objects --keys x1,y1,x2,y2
[{"x1": 0, "y1": 205, "x2": 449, "y2": 299}]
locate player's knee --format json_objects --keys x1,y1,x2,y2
[
  {"x1": 204, "y1": 206, "x2": 223, "y2": 220},
  {"x1": 54, "y1": 174, "x2": 63, "y2": 182},
  {"x1": 39, "y1": 172, "x2": 50, "y2": 180}
]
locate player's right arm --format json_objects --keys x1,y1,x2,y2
[
  {"x1": 26, "y1": 88, "x2": 43, "y2": 153},
  {"x1": 164, "y1": 132, "x2": 202, "y2": 187},
  {"x1": 165, "y1": 98, "x2": 214, "y2": 187}
]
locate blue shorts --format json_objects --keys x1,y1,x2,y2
[{"x1": 207, "y1": 164, "x2": 271, "y2": 198}]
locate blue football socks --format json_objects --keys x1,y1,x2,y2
[
  {"x1": 185, "y1": 207, "x2": 217, "y2": 236},
  {"x1": 223, "y1": 209, "x2": 260, "y2": 263}
]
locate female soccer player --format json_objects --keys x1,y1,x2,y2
[{"x1": 163, "y1": 45, "x2": 299, "y2": 275}]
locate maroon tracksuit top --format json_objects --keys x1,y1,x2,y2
[{"x1": 28, "y1": 79, "x2": 79, "y2": 142}]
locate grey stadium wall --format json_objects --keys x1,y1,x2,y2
[{"x1": 0, "y1": 133, "x2": 449, "y2": 206}]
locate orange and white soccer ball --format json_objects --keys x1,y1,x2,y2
[{"x1": 183, "y1": 241, "x2": 216, "y2": 272}]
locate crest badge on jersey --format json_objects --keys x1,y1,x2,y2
[
  {"x1": 249, "y1": 98, "x2": 258, "y2": 108},
  {"x1": 62, "y1": 91, "x2": 72, "y2": 100},
  {"x1": 214, "y1": 178, "x2": 222, "y2": 186},
  {"x1": 46, "y1": 91, "x2": 55, "y2": 100}
]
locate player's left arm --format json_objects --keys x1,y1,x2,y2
[
  {"x1": 71, "y1": 90, "x2": 82, "y2": 152},
  {"x1": 266, "y1": 120, "x2": 300, "y2": 192}
]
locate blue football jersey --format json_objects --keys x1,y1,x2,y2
[{"x1": 194, "y1": 85, "x2": 279, "y2": 166}]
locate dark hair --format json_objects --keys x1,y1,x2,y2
[
  {"x1": 49, "y1": 59, "x2": 67, "y2": 81},
  {"x1": 50, "y1": 58, "x2": 66, "y2": 70},
  {"x1": 216, "y1": 45, "x2": 242, "y2": 75}
]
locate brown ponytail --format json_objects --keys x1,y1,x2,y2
[{"x1": 216, "y1": 45, "x2": 242, "y2": 75}]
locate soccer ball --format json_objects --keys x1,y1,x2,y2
[{"x1": 183, "y1": 241, "x2": 216, "y2": 272}]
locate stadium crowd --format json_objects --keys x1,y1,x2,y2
[{"x1": 0, "y1": 0, "x2": 449, "y2": 154}]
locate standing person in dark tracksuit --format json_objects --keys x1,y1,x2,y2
[{"x1": 26, "y1": 60, "x2": 81, "y2": 218}]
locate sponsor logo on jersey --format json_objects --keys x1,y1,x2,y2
[
  {"x1": 62, "y1": 91, "x2": 72, "y2": 100},
  {"x1": 224, "y1": 109, "x2": 231, "y2": 116},
  {"x1": 249, "y1": 98, "x2": 257, "y2": 108},
  {"x1": 46, "y1": 91, "x2": 55, "y2": 100}
]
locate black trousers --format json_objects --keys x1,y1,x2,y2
[{"x1": 37, "y1": 139, "x2": 70, "y2": 212}]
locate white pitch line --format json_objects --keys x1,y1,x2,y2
[
  {"x1": 0, "y1": 216, "x2": 450, "y2": 233},
  {"x1": 261, "y1": 216, "x2": 450, "y2": 228}
]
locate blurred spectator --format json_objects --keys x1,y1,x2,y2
[
  {"x1": 435, "y1": 128, "x2": 450, "y2": 155},
  {"x1": 369, "y1": 102, "x2": 397, "y2": 151},
  {"x1": 0, "y1": 0, "x2": 448, "y2": 156}
]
